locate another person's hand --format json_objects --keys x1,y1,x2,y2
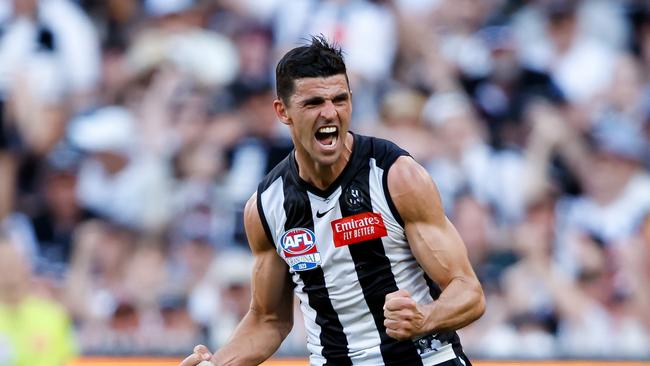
[
  {"x1": 179, "y1": 345, "x2": 213, "y2": 366},
  {"x1": 383, "y1": 289, "x2": 429, "y2": 340}
]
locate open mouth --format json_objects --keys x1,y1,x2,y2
[{"x1": 315, "y1": 126, "x2": 339, "y2": 148}]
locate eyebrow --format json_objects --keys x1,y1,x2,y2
[
  {"x1": 300, "y1": 92, "x2": 349, "y2": 107},
  {"x1": 301, "y1": 96, "x2": 325, "y2": 107},
  {"x1": 332, "y1": 93, "x2": 349, "y2": 102}
]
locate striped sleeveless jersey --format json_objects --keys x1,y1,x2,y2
[{"x1": 257, "y1": 133, "x2": 465, "y2": 365}]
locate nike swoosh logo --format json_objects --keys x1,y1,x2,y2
[{"x1": 316, "y1": 206, "x2": 335, "y2": 218}]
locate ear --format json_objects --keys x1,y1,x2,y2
[{"x1": 273, "y1": 99, "x2": 291, "y2": 126}]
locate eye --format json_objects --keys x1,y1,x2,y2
[
  {"x1": 332, "y1": 94, "x2": 349, "y2": 104},
  {"x1": 302, "y1": 97, "x2": 324, "y2": 108}
]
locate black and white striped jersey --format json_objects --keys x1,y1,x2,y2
[{"x1": 257, "y1": 133, "x2": 464, "y2": 366}]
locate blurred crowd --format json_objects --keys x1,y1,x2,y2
[{"x1": 0, "y1": 0, "x2": 649, "y2": 363}]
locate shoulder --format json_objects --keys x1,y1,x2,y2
[
  {"x1": 258, "y1": 152, "x2": 293, "y2": 193},
  {"x1": 358, "y1": 133, "x2": 410, "y2": 161},
  {"x1": 244, "y1": 193, "x2": 276, "y2": 254},
  {"x1": 351, "y1": 133, "x2": 411, "y2": 173},
  {"x1": 387, "y1": 156, "x2": 445, "y2": 224},
  {"x1": 387, "y1": 156, "x2": 433, "y2": 197}
]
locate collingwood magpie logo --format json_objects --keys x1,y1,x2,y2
[{"x1": 344, "y1": 185, "x2": 363, "y2": 211}]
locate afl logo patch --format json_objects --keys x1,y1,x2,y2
[
  {"x1": 281, "y1": 228, "x2": 316, "y2": 255},
  {"x1": 279, "y1": 228, "x2": 321, "y2": 271}
]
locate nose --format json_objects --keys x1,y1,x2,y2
[{"x1": 320, "y1": 100, "x2": 337, "y2": 121}]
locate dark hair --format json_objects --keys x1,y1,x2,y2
[{"x1": 275, "y1": 35, "x2": 348, "y2": 105}]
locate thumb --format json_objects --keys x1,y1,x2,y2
[{"x1": 194, "y1": 344, "x2": 212, "y2": 360}]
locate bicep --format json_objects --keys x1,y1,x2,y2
[
  {"x1": 388, "y1": 157, "x2": 477, "y2": 289},
  {"x1": 244, "y1": 194, "x2": 294, "y2": 321}
]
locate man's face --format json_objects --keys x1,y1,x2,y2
[{"x1": 275, "y1": 74, "x2": 351, "y2": 166}]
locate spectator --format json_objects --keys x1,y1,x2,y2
[
  {"x1": 69, "y1": 104, "x2": 173, "y2": 230},
  {"x1": 560, "y1": 120, "x2": 650, "y2": 253},
  {"x1": 0, "y1": 0, "x2": 649, "y2": 360},
  {"x1": 0, "y1": 0, "x2": 101, "y2": 110},
  {"x1": 369, "y1": 87, "x2": 437, "y2": 163},
  {"x1": 0, "y1": 233, "x2": 77, "y2": 366},
  {"x1": 205, "y1": 250, "x2": 253, "y2": 349},
  {"x1": 30, "y1": 158, "x2": 94, "y2": 279}
]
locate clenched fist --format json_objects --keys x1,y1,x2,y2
[
  {"x1": 179, "y1": 345, "x2": 214, "y2": 366},
  {"x1": 383, "y1": 289, "x2": 430, "y2": 341}
]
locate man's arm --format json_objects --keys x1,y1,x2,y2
[
  {"x1": 181, "y1": 194, "x2": 294, "y2": 366},
  {"x1": 383, "y1": 156, "x2": 485, "y2": 340}
]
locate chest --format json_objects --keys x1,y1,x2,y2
[{"x1": 275, "y1": 179, "x2": 406, "y2": 274}]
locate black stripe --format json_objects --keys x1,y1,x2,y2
[
  {"x1": 370, "y1": 136, "x2": 410, "y2": 228},
  {"x1": 382, "y1": 161, "x2": 405, "y2": 227},
  {"x1": 423, "y1": 265, "x2": 463, "y2": 349},
  {"x1": 339, "y1": 163, "x2": 423, "y2": 366},
  {"x1": 256, "y1": 185, "x2": 275, "y2": 245},
  {"x1": 282, "y1": 182, "x2": 351, "y2": 365},
  {"x1": 423, "y1": 273, "x2": 442, "y2": 300}
]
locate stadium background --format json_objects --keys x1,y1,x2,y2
[{"x1": 1, "y1": 0, "x2": 649, "y2": 365}]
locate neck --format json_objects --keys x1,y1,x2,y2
[{"x1": 295, "y1": 133, "x2": 354, "y2": 190}]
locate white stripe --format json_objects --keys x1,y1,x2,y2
[
  {"x1": 421, "y1": 344, "x2": 457, "y2": 366},
  {"x1": 307, "y1": 190, "x2": 382, "y2": 364},
  {"x1": 259, "y1": 177, "x2": 286, "y2": 251},
  {"x1": 294, "y1": 280, "x2": 324, "y2": 363},
  {"x1": 260, "y1": 178, "x2": 325, "y2": 358},
  {"x1": 368, "y1": 158, "x2": 433, "y2": 306}
]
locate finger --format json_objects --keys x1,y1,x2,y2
[
  {"x1": 193, "y1": 344, "x2": 212, "y2": 360},
  {"x1": 384, "y1": 318, "x2": 415, "y2": 333},
  {"x1": 179, "y1": 353, "x2": 202, "y2": 366},
  {"x1": 194, "y1": 345, "x2": 208, "y2": 353},
  {"x1": 384, "y1": 297, "x2": 417, "y2": 312},
  {"x1": 384, "y1": 307, "x2": 416, "y2": 321},
  {"x1": 195, "y1": 345, "x2": 213, "y2": 362},
  {"x1": 384, "y1": 318, "x2": 402, "y2": 330},
  {"x1": 385, "y1": 289, "x2": 410, "y2": 302},
  {"x1": 385, "y1": 327, "x2": 410, "y2": 341}
]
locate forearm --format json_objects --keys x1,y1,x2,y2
[
  {"x1": 210, "y1": 309, "x2": 292, "y2": 366},
  {"x1": 423, "y1": 277, "x2": 485, "y2": 334}
]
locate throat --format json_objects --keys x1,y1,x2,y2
[
  {"x1": 295, "y1": 133, "x2": 353, "y2": 190},
  {"x1": 296, "y1": 158, "x2": 343, "y2": 190},
  {"x1": 306, "y1": 168, "x2": 340, "y2": 190}
]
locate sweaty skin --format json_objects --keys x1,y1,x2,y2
[
  {"x1": 274, "y1": 75, "x2": 352, "y2": 190},
  {"x1": 181, "y1": 75, "x2": 354, "y2": 366},
  {"x1": 179, "y1": 74, "x2": 484, "y2": 365},
  {"x1": 383, "y1": 156, "x2": 485, "y2": 340}
]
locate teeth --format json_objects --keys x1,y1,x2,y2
[
  {"x1": 330, "y1": 134, "x2": 338, "y2": 146},
  {"x1": 318, "y1": 126, "x2": 337, "y2": 133}
]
